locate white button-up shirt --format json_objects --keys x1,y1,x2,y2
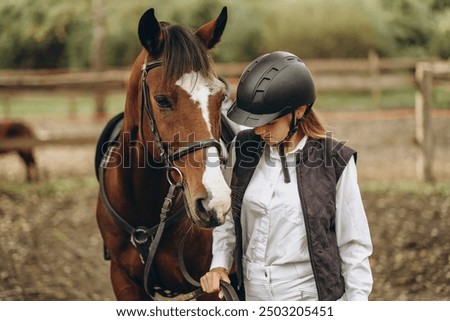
[{"x1": 211, "y1": 136, "x2": 373, "y2": 300}]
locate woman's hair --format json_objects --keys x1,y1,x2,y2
[{"x1": 299, "y1": 108, "x2": 327, "y2": 140}]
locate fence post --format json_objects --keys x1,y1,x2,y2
[
  {"x1": 92, "y1": 0, "x2": 106, "y2": 120},
  {"x1": 368, "y1": 49, "x2": 381, "y2": 108},
  {"x1": 415, "y1": 62, "x2": 434, "y2": 182}
]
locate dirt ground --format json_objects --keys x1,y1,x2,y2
[{"x1": 0, "y1": 109, "x2": 449, "y2": 301}]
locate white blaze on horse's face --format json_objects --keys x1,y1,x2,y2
[
  {"x1": 175, "y1": 72, "x2": 231, "y2": 224},
  {"x1": 175, "y1": 71, "x2": 223, "y2": 132}
]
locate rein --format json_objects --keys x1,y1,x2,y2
[
  {"x1": 178, "y1": 224, "x2": 240, "y2": 301},
  {"x1": 98, "y1": 59, "x2": 238, "y2": 301}
]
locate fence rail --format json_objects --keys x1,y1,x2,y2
[
  {"x1": 0, "y1": 137, "x2": 97, "y2": 151},
  {"x1": 0, "y1": 55, "x2": 425, "y2": 120},
  {"x1": 1, "y1": 55, "x2": 449, "y2": 183},
  {"x1": 0, "y1": 57, "x2": 424, "y2": 96},
  {"x1": 0, "y1": 69, "x2": 129, "y2": 94}
]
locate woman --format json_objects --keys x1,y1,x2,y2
[{"x1": 200, "y1": 51, "x2": 373, "y2": 301}]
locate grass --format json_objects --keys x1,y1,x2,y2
[
  {"x1": 0, "y1": 176, "x2": 98, "y2": 198},
  {"x1": 1, "y1": 173, "x2": 448, "y2": 199},
  {"x1": 360, "y1": 180, "x2": 450, "y2": 197},
  {"x1": 1, "y1": 93, "x2": 126, "y2": 119}
]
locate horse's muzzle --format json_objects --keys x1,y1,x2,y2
[{"x1": 194, "y1": 198, "x2": 225, "y2": 228}]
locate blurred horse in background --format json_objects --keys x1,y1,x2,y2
[{"x1": 0, "y1": 121, "x2": 39, "y2": 182}]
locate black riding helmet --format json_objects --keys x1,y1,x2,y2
[
  {"x1": 228, "y1": 51, "x2": 316, "y2": 184},
  {"x1": 227, "y1": 51, "x2": 316, "y2": 128}
]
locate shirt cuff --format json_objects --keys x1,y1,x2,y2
[{"x1": 210, "y1": 251, "x2": 234, "y2": 272}]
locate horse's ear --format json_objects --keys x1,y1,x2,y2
[
  {"x1": 138, "y1": 8, "x2": 163, "y2": 55},
  {"x1": 195, "y1": 6, "x2": 227, "y2": 49}
]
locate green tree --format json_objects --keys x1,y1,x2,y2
[
  {"x1": 379, "y1": 0, "x2": 438, "y2": 57},
  {"x1": 0, "y1": 0, "x2": 92, "y2": 69},
  {"x1": 0, "y1": 0, "x2": 448, "y2": 69},
  {"x1": 259, "y1": 0, "x2": 395, "y2": 59}
]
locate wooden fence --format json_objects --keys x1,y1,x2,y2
[
  {"x1": 415, "y1": 61, "x2": 450, "y2": 182},
  {"x1": 0, "y1": 54, "x2": 420, "y2": 118},
  {"x1": 0, "y1": 55, "x2": 449, "y2": 181},
  {"x1": 216, "y1": 53, "x2": 418, "y2": 92},
  {"x1": 0, "y1": 54, "x2": 442, "y2": 115}
]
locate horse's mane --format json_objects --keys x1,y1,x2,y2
[{"x1": 160, "y1": 22, "x2": 215, "y2": 84}]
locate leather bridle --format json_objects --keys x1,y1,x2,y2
[
  {"x1": 98, "y1": 59, "x2": 238, "y2": 301},
  {"x1": 140, "y1": 59, "x2": 222, "y2": 168}
]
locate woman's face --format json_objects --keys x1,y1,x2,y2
[
  {"x1": 254, "y1": 113, "x2": 291, "y2": 146},
  {"x1": 254, "y1": 106, "x2": 306, "y2": 146}
]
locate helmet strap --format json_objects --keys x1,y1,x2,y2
[
  {"x1": 278, "y1": 143, "x2": 291, "y2": 183},
  {"x1": 286, "y1": 110, "x2": 299, "y2": 140},
  {"x1": 277, "y1": 104, "x2": 313, "y2": 184},
  {"x1": 277, "y1": 111, "x2": 297, "y2": 184},
  {"x1": 287, "y1": 104, "x2": 312, "y2": 140}
]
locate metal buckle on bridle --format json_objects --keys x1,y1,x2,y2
[
  {"x1": 166, "y1": 166, "x2": 183, "y2": 186},
  {"x1": 132, "y1": 227, "x2": 151, "y2": 245},
  {"x1": 131, "y1": 227, "x2": 152, "y2": 264}
]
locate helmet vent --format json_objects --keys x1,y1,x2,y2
[
  {"x1": 253, "y1": 91, "x2": 264, "y2": 104},
  {"x1": 265, "y1": 68, "x2": 279, "y2": 78},
  {"x1": 257, "y1": 78, "x2": 271, "y2": 90},
  {"x1": 287, "y1": 56, "x2": 300, "y2": 62}
]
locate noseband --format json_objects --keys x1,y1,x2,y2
[{"x1": 140, "y1": 60, "x2": 222, "y2": 173}]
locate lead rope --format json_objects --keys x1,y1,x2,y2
[{"x1": 178, "y1": 224, "x2": 240, "y2": 301}]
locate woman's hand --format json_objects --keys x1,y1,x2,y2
[{"x1": 200, "y1": 267, "x2": 230, "y2": 299}]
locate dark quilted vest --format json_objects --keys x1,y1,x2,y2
[{"x1": 230, "y1": 129, "x2": 356, "y2": 301}]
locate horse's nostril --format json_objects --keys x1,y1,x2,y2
[
  {"x1": 195, "y1": 198, "x2": 220, "y2": 227},
  {"x1": 196, "y1": 198, "x2": 205, "y2": 212},
  {"x1": 208, "y1": 214, "x2": 219, "y2": 227}
]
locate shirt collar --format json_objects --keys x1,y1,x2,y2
[{"x1": 268, "y1": 135, "x2": 309, "y2": 161}]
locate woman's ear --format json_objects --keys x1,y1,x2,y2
[{"x1": 295, "y1": 105, "x2": 307, "y2": 119}]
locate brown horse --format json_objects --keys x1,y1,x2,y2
[
  {"x1": 96, "y1": 7, "x2": 235, "y2": 300},
  {"x1": 0, "y1": 121, "x2": 39, "y2": 182}
]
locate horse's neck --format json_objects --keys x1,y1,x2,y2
[{"x1": 108, "y1": 135, "x2": 169, "y2": 227}]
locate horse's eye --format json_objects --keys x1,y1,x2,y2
[{"x1": 154, "y1": 95, "x2": 173, "y2": 109}]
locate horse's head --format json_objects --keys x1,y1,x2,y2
[{"x1": 133, "y1": 7, "x2": 230, "y2": 228}]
